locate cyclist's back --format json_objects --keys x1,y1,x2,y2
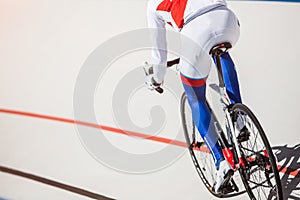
[{"x1": 148, "y1": 0, "x2": 227, "y2": 30}]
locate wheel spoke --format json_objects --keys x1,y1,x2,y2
[{"x1": 232, "y1": 104, "x2": 282, "y2": 200}]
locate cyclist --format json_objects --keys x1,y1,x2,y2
[{"x1": 145, "y1": 0, "x2": 242, "y2": 193}]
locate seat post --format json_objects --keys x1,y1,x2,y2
[
  {"x1": 213, "y1": 50, "x2": 226, "y2": 88},
  {"x1": 209, "y1": 42, "x2": 232, "y2": 89}
]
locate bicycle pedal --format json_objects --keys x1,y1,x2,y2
[
  {"x1": 215, "y1": 169, "x2": 234, "y2": 194},
  {"x1": 219, "y1": 183, "x2": 236, "y2": 194},
  {"x1": 237, "y1": 126, "x2": 250, "y2": 142},
  {"x1": 194, "y1": 141, "x2": 204, "y2": 148}
]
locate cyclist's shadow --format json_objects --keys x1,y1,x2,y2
[{"x1": 273, "y1": 144, "x2": 300, "y2": 199}]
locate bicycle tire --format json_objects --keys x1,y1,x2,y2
[
  {"x1": 231, "y1": 103, "x2": 283, "y2": 200},
  {"x1": 181, "y1": 93, "x2": 246, "y2": 198}
]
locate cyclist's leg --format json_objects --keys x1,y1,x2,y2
[
  {"x1": 180, "y1": 29, "x2": 224, "y2": 169},
  {"x1": 215, "y1": 51, "x2": 242, "y2": 104},
  {"x1": 181, "y1": 73, "x2": 224, "y2": 168}
]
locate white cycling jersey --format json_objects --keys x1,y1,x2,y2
[
  {"x1": 148, "y1": 0, "x2": 227, "y2": 31},
  {"x1": 147, "y1": 0, "x2": 239, "y2": 81}
]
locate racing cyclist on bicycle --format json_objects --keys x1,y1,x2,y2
[{"x1": 145, "y1": 0, "x2": 242, "y2": 193}]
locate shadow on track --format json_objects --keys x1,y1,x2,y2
[{"x1": 273, "y1": 144, "x2": 300, "y2": 200}]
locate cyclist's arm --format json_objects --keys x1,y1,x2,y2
[{"x1": 147, "y1": 1, "x2": 167, "y2": 84}]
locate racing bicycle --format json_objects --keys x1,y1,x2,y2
[{"x1": 156, "y1": 42, "x2": 283, "y2": 199}]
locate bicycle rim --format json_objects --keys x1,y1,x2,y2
[{"x1": 232, "y1": 103, "x2": 283, "y2": 200}]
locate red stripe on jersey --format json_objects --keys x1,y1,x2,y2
[
  {"x1": 180, "y1": 74, "x2": 206, "y2": 87},
  {"x1": 156, "y1": 0, "x2": 188, "y2": 28},
  {"x1": 171, "y1": 0, "x2": 188, "y2": 28},
  {"x1": 157, "y1": 0, "x2": 172, "y2": 12}
]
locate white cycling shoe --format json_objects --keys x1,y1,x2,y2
[{"x1": 214, "y1": 160, "x2": 234, "y2": 193}]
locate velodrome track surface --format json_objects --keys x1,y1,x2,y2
[
  {"x1": 1, "y1": 0, "x2": 300, "y2": 199},
  {"x1": 1, "y1": 109, "x2": 300, "y2": 199}
]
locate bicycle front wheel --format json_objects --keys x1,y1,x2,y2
[
  {"x1": 231, "y1": 103, "x2": 283, "y2": 200},
  {"x1": 181, "y1": 93, "x2": 218, "y2": 195}
]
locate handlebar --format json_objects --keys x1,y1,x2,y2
[{"x1": 167, "y1": 58, "x2": 180, "y2": 67}]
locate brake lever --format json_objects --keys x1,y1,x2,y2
[{"x1": 144, "y1": 58, "x2": 180, "y2": 94}]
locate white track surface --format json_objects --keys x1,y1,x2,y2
[{"x1": 1, "y1": 1, "x2": 300, "y2": 199}]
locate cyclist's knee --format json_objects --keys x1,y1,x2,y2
[{"x1": 180, "y1": 73, "x2": 207, "y2": 103}]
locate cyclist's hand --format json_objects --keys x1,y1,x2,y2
[{"x1": 143, "y1": 62, "x2": 163, "y2": 93}]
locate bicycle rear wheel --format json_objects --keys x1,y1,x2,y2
[{"x1": 231, "y1": 103, "x2": 283, "y2": 200}]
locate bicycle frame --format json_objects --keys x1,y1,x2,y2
[
  {"x1": 215, "y1": 84, "x2": 246, "y2": 169},
  {"x1": 212, "y1": 47, "x2": 245, "y2": 170}
]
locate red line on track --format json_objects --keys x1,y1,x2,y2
[
  {"x1": 0, "y1": 108, "x2": 299, "y2": 178},
  {"x1": 0, "y1": 108, "x2": 187, "y2": 147}
]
